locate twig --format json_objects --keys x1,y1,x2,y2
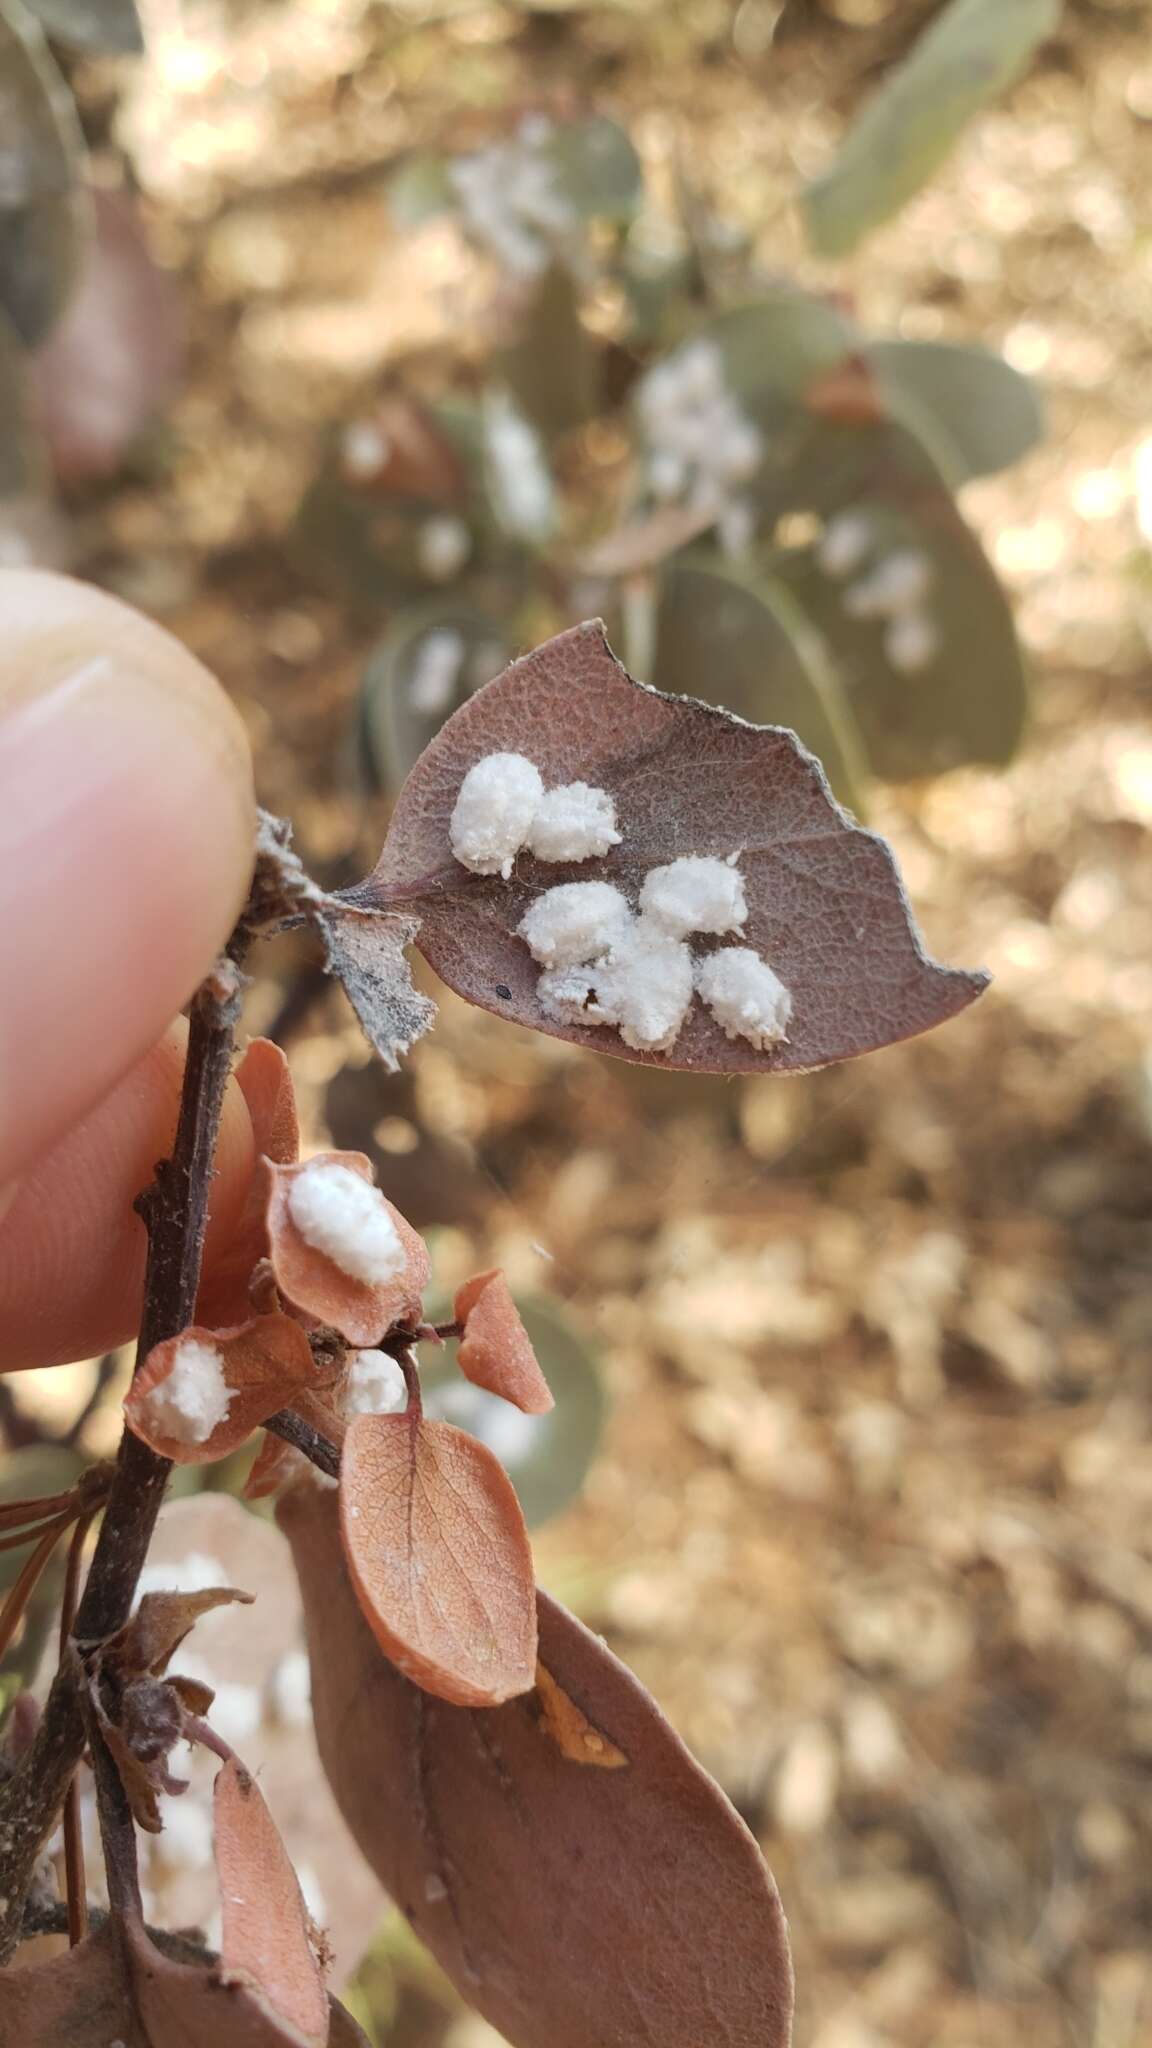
[
  {"x1": 0, "y1": 1519, "x2": 73, "y2": 1661},
  {"x1": 60, "y1": 1515, "x2": 94, "y2": 1947},
  {"x1": 262, "y1": 1409, "x2": 341, "y2": 1480},
  {"x1": 0, "y1": 943, "x2": 246, "y2": 1963}
]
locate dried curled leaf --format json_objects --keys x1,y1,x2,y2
[
  {"x1": 340, "y1": 1413, "x2": 537, "y2": 1707},
  {"x1": 346, "y1": 621, "x2": 986, "y2": 1072},
  {"x1": 89, "y1": 1587, "x2": 255, "y2": 1830},
  {"x1": 263, "y1": 1153, "x2": 430, "y2": 1348},
  {"x1": 312, "y1": 902, "x2": 436, "y2": 1074},
  {"x1": 125, "y1": 1314, "x2": 317, "y2": 1465},
  {"x1": 282, "y1": 1485, "x2": 793, "y2": 2048},
  {"x1": 214, "y1": 1757, "x2": 329, "y2": 2047},
  {"x1": 455, "y1": 1270, "x2": 554, "y2": 1415}
]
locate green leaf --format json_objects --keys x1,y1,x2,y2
[
  {"x1": 709, "y1": 292, "x2": 858, "y2": 408},
  {"x1": 499, "y1": 259, "x2": 598, "y2": 443},
  {"x1": 20, "y1": 0, "x2": 143, "y2": 55},
  {"x1": 802, "y1": 0, "x2": 1061, "y2": 258},
  {"x1": 777, "y1": 496, "x2": 1028, "y2": 780},
  {"x1": 0, "y1": 0, "x2": 86, "y2": 346},
  {"x1": 867, "y1": 338, "x2": 1044, "y2": 483},
  {"x1": 388, "y1": 150, "x2": 456, "y2": 231},
  {"x1": 653, "y1": 552, "x2": 868, "y2": 811},
  {"x1": 422, "y1": 1298, "x2": 606, "y2": 1529},
  {"x1": 358, "y1": 605, "x2": 508, "y2": 796},
  {"x1": 543, "y1": 114, "x2": 642, "y2": 223}
]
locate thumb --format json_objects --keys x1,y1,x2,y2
[{"x1": 0, "y1": 570, "x2": 256, "y2": 1195}]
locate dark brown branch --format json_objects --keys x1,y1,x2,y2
[
  {"x1": 60, "y1": 1516, "x2": 94, "y2": 1948},
  {"x1": 0, "y1": 947, "x2": 246, "y2": 1963},
  {"x1": 263, "y1": 1408, "x2": 341, "y2": 1480}
]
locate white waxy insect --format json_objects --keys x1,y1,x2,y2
[
  {"x1": 141, "y1": 1339, "x2": 233, "y2": 1446},
  {"x1": 519, "y1": 881, "x2": 633, "y2": 968},
  {"x1": 288, "y1": 1162, "x2": 406, "y2": 1286},
  {"x1": 696, "y1": 946, "x2": 793, "y2": 1051},
  {"x1": 527, "y1": 782, "x2": 621, "y2": 863},
  {"x1": 450, "y1": 751, "x2": 546, "y2": 877},
  {"x1": 639, "y1": 856, "x2": 748, "y2": 940}
]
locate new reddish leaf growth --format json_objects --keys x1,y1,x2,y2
[
  {"x1": 263, "y1": 1153, "x2": 430, "y2": 1348},
  {"x1": 344, "y1": 620, "x2": 986, "y2": 1072},
  {"x1": 197, "y1": 1037, "x2": 301, "y2": 1331},
  {"x1": 455, "y1": 1270, "x2": 554, "y2": 1414},
  {"x1": 125, "y1": 1314, "x2": 318, "y2": 1465},
  {"x1": 281, "y1": 1485, "x2": 794, "y2": 2048},
  {"x1": 214, "y1": 1756, "x2": 330, "y2": 2047},
  {"x1": 340, "y1": 1414, "x2": 537, "y2": 1707}
]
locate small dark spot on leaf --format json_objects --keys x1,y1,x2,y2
[{"x1": 495, "y1": 984, "x2": 512, "y2": 1000}]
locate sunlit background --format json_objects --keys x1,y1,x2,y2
[{"x1": 5, "y1": 1, "x2": 1152, "y2": 2043}]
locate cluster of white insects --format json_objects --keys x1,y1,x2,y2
[
  {"x1": 140, "y1": 1162, "x2": 414, "y2": 1446},
  {"x1": 817, "y1": 511, "x2": 940, "y2": 675},
  {"x1": 449, "y1": 752, "x2": 794, "y2": 1057},
  {"x1": 638, "y1": 338, "x2": 763, "y2": 559}
]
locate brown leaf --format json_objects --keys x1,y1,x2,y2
[
  {"x1": 125, "y1": 1316, "x2": 318, "y2": 1465},
  {"x1": 347, "y1": 619, "x2": 986, "y2": 1072},
  {"x1": 533, "y1": 1659, "x2": 628, "y2": 1769},
  {"x1": 105, "y1": 1587, "x2": 255, "y2": 1681},
  {"x1": 263, "y1": 1153, "x2": 430, "y2": 1348},
  {"x1": 0, "y1": 1921, "x2": 149, "y2": 2047},
  {"x1": 282, "y1": 1485, "x2": 793, "y2": 2048},
  {"x1": 197, "y1": 1040, "x2": 300, "y2": 1330},
  {"x1": 0, "y1": 1916, "x2": 366, "y2": 2047},
  {"x1": 454, "y1": 1271, "x2": 554, "y2": 1415},
  {"x1": 340, "y1": 1414, "x2": 537, "y2": 1707},
  {"x1": 214, "y1": 1757, "x2": 329, "y2": 2047}
]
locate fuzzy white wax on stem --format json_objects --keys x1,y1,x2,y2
[
  {"x1": 288, "y1": 1161, "x2": 406, "y2": 1286},
  {"x1": 697, "y1": 947, "x2": 792, "y2": 1051},
  {"x1": 343, "y1": 1348, "x2": 409, "y2": 1416},
  {"x1": 450, "y1": 751, "x2": 545, "y2": 878},
  {"x1": 142, "y1": 1339, "x2": 233, "y2": 1446},
  {"x1": 527, "y1": 781, "x2": 621, "y2": 862},
  {"x1": 519, "y1": 880, "x2": 633, "y2": 968},
  {"x1": 639, "y1": 855, "x2": 748, "y2": 939}
]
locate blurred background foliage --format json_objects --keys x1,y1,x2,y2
[{"x1": 3, "y1": 1, "x2": 1152, "y2": 2044}]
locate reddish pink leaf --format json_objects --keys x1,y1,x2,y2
[
  {"x1": 197, "y1": 1040, "x2": 300, "y2": 1330},
  {"x1": 125, "y1": 1315, "x2": 317, "y2": 1465},
  {"x1": 454, "y1": 1271, "x2": 554, "y2": 1415},
  {"x1": 263, "y1": 1153, "x2": 430, "y2": 1349},
  {"x1": 340, "y1": 1413, "x2": 537, "y2": 1707},
  {"x1": 214, "y1": 1756, "x2": 329, "y2": 2047},
  {"x1": 281, "y1": 1485, "x2": 793, "y2": 2048},
  {"x1": 346, "y1": 620, "x2": 985, "y2": 1072},
  {"x1": 235, "y1": 1039, "x2": 301, "y2": 1167}
]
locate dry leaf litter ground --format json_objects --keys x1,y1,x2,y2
[{"x1": 11, "y1": 2, "x2": 1152, "y2": 2044}]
